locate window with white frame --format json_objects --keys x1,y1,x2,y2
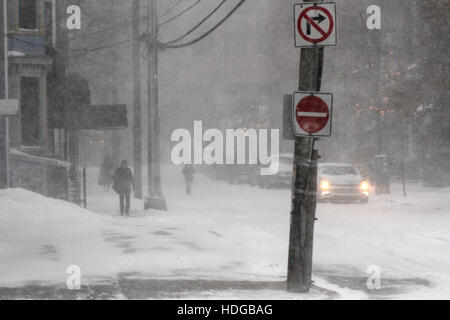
[{"x1": 19, "y1": 0, "x2": 38, "y2": 30}]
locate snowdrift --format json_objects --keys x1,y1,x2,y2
[{"x1": 0, "y1": 188, "x2": 119, "y2": 286}]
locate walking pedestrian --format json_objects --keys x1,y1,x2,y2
[
  {"x1": 112, "y1": 160, "x2": 135, "y2": 216},
  {"x1": 182, "y1": 164, "x2": 195, "y2": 195},
  {"x1": 98, "y1": 156, "x2": 113, "y2": 191}
]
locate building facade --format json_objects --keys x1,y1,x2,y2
[{"x1": 6, "y1": 0, "x2": 71, "y2": 200}]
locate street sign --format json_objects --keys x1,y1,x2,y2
[
  {"x1": 294, "y1": 2, "x2": 337, "y2": 47},
  {"x1": 293, "y1": 92, "x2": 333, "y2": 137},
  {"x1": 0, "y1": 100, "x2": 19, "y2": 116}
]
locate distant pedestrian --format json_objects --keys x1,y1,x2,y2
[
  {"x1": 98, "y1": 157, "x2": 114, "y2": 191},
  {"x1": 182, "y1": 164, "x2": 196, "y2": 195},
  {"x1": 112, "y1": 160, "x2": 135, "y2": 216}
]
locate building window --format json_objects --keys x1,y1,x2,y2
[
  {"x1": 19, "y1": 0, "x2": 38, "y2": 30},
  {"x1": 21, "y1": 77, "x2": 40, "y2": 147}
]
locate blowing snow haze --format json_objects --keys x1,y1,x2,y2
[{"x1": 0, "y1": 0, "x2": 449, "y2": 302}]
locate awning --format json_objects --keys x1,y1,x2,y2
[
  {"x1": 9, "y1": 148, "x2": 71, "y2": 168},
  {"x1": 8, "y1": 55, "x2": 53, "y2": 66}
]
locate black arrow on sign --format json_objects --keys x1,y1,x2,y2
[
  {"x1": 306, "y1": 13, "x2": 326, "y2": 35},
  {"x1": 313, "y1": 13, "x2": 326, "y2": 24}
]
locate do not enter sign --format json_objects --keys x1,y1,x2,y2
[
  {"x1": 294, "y1": 2, "x2": 337, "y2": 47},
  {"x1": 296, "y1": 96, "x2": 329, "y2": 133},
  {"x1": 293, "y1": 92, "x2": 333, "y2": 137}
]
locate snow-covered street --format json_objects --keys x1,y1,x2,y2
[{"x1": 1, "y1": 166, "x2": 449, "y2": 299}]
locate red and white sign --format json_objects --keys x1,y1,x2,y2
[
  {"x1": 294, "y1": 2, "x2": 337, "y2": 47},
  {"x1": 293, "y1": 92, "x2": 333, "y2": 137}
]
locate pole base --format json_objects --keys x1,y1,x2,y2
[
  {"x1": 286, "y1": 282, "x2": 310, "y2": 293},
  {"x1": 144, "y1": 195, "x2": 167, "y2": 211}
]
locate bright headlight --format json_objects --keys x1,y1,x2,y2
[
  {"x1": 360, "y1": 181, "x2": 370, "y2": 191},
  {"x1": 320, "y1": 180, "x2": 330, "y2": 190}
]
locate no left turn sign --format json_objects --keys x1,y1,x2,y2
[
  {"x1": 293, "y1": 92, "x2": 333, "y2": 137},
  {"x1": 294, "y1": 2, "x2": 337, "y2": 47}
]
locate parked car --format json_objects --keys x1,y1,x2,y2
[
  {"x1": 318, "y1": 163, "x2": 370, "y2": 203},
  {"x1": 256, "y1": 154, "x2": 293, "y2": 189}
]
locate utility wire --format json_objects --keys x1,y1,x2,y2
[
  {"x1": 164, "y1": 0, "x2": 228, "y2": 45},
  {"x1": 5, "y1": 0, "x2": 246, "y2": 61},
  {"x1": 159, "y1": 0, "x2": 204, "y2": 27},
  {"x1": 159, "y1": 0, "x2": 185, "y2": 19},
  {"x1": 65, "y1": 34, "x2": 144, "y2": 70},
  {"x1": 4, "y1": 0, "x2": 188, "y2": 53},
  {"x1": 64, "y1": 0, "x2": 200, "y2": 44},
  {"x1": 1, "y1": 31, "x2": 137, "y2": 54},
  {"x1": 162, "y1": 0, "x2": 247, "y2": 49},
  {"x1": 78, "y1": 37, "x2": 136, "y2": 53},
  {"x1": 5, "y1": 0, "x2": 145, "y2": 51}
]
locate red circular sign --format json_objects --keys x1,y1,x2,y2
[
  {"x1": 296, "y1": 95, "x2": 330, "y2": 134},
  {"x1": 297, "y1": 6, "x2": 334, "y2": 44}
]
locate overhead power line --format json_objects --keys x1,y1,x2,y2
[
  {"x1": 159, "y1": 0, "x2": 185, "y2": 19},
  {"x1": 1, "y1": 30, "x2": 137, "y2": 54},
  {"x1": 162, "y1": 0, "x2": 247, "y2": 49},
  {"x1": 159, "y1": 0, "x2": 204, "y2": 27},
  {"x1": 78, "y1": 37, "x2": 136, "y2": 53},
  {"x1": 164, "y1": 0, "x2": 228, "y2": 45},
  {"x1": 4, "y1": 0, "x2": 247, "y2": 63}
]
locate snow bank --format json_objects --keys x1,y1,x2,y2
[{"x1": 0, "y1": 188, "x2": 120, "y2": 287}]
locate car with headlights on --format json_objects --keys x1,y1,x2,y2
[{"x1": 318, "y1": 163, "x2": 370, "y2": 203}]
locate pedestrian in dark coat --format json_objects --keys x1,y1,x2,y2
[
  {"x1": 182, "y1": 164, "x2": 195, "y2": 195},
  {"x1": 113, "y1": 160, "x2": 135, "y2": 216},
  {"x1": 98, "y1": 157, "x2": 113, "y2": 190}
]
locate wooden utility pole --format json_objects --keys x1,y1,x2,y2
[
  {"x1": 0, "y1": 0, "x2": 9, "y2": 189},
  {"x1": 401, "y1": 118, "x2": 407, "y2": 197},
  {"x1": 132, "y1": 0, "x2": 143, "y2": 199},
  {"x1": 110, "y1": 0, "x2": 120, "y2": 166},
  {"x1": 374, "y1": 37, "x2": 382, "y2": 155},
  {"x1": 111, "y1": 90, "x2": 121, "y2": 164},
  {"x1": 370, "y1": 14, "x2": 391, "y2": 195},
  {"x1": 145, "y1": 0, "x2": 166, "y2": 210},
  {"x1": 287, "y1": 0, "x2": 323, "y2": 293}
]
